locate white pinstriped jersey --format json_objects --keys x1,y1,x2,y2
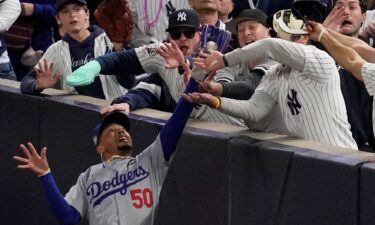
[
  {"x1": 130, "y1": 0, "x2": 191, "y2": 43},
  {"x1": 220, "y1": 38, "x2": 357, "y2": 149},
  {"x1": 361, "y1": 63, "x2": 375, "y2": 136},
  {"x1": 215, "y1": 61, "x2": 290, "y2": 134},
  {"x1": 65, "y1": 136, "x2": 168, "y2": 225},
  {"x1": 134, "y1": 42, "x2": 246, "y2": 127},
  {"x1": 36, "y1": 33, "x2": 126, "y2": 100}
]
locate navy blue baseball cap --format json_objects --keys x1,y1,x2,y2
[
  {"x1": 92, "y1": 111, "x2": 130, "y2": 145},
  {"x1": 166, "y1": 9, "x2": 200, "y2": 31},
  {"x1": 56, "y1": 0, "x2": 87, "y2": 11}
]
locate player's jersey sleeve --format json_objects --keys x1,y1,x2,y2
[
  {"x1": 224, "y1": 38, "x2": 333, "y2": 84},
  {"x1": 135, "y1": 43, "x2": 166, "y2": 74},
  {"x1": 219, "y1": 87, "x2": 276, "y2": 122},
  {"x1": 64, "y1": 171, "x2": 90, "y2": 218},
  {"x1": 362, "y1": 62, "x2": 375, "y2": 96}
]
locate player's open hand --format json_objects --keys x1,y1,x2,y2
[
  {"x1": 182, "y1": 92, "x2": 217, "y2": 108},
  {"x1": 35, "y1": 59, "x2": 61, "y2": 91},
  {"x1": 194, "y1": 50, "x2": 225, "y2": 72},
  {"x1": 101, "y1": 103, "x2": 130, "y2": 115},
  {"x1": 157, "y1": 40, "x2": 186, "y2": 69},
  {"x1": 13, "y1": 142, "x2": 50, "y2": 177}
]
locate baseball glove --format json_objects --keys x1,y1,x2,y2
[{"x1": 94, "y1": 0, "x2": 133, "y2": 47}]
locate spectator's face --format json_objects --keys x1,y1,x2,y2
[
  {"x1": 190, "y1": 0, "x2": 220, "y2": 12},
  {"x1": 57, "y1": 4, "x2": 89, "y2": 34},
  {"x1": 218, "y1": 0, "x2": 234, "y2": 18},
  {"x1": 334, "y1": 0, "x2": 366, "y2": 36},
  {"x1": 99, "y1": 124, "x2": 133, "y2": 155},
  {"x1": 168, "y1": 28, "x2": 200, "y2": 56},
  {"x1": 237, "y1": 20, "x2": 270, "y2": 47}
]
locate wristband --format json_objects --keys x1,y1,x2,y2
[
  {"x1": 214, "y1": 97, "x2": 221, "y2": 109},
  {"x1": 38, "y1": 168, "x2": 51, "y2": 177},
  {"x1": 223, "y1": 55, "x2": 229, "y2": 67},
  {"x1": 318, "y1": 29, "x2": 327, "y2": 42}
]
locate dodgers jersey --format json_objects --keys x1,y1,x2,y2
[
  {"x1": 135, "y1": 42, "x2": 246, "y2": 127},
  {"x1": 65, "y1": 136, "x2": 168, "y2": 225},
  {"x1": 220, "y1": 38, "x2": 357, "y2": 149}
]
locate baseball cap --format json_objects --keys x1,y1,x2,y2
[
  {"x1": 227, "y1": 9, "x2": 268, "y2": 34},
  {"x1": 92, "y1": 111, "x2": 130, "y2": 145},
  {"x1": 166, "y1": 9, "x2": 200, "y2": 32},
  {"x1": 56, "y1": 0, "x2": 87, "y2": 11},
  {"x1": 267, "y1": 9, "x2": 308, "y2": 41},
  {"x1": 291, "y1": 0, "x2": 328, "y2": 23}
]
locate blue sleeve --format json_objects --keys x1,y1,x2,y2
[
  {"x1": 111, "y1": 89, "x2": 159, "y2": 110},
  {"x1": 33, "y1": 3, "x2": 57, "y2": 25},
  {"x1": 111, "y1": 73, "x2": 163, "y2": 110},
  {"x1": 96, "y1": 49, "x2": 146, "y2": 76},
  {"x1": 39, "y1": 173, "x2": 81, "y2": 225},
  {"x1": 20, "y1": 69, "x2": 41, "y2": 95},
  {"x1": 159, "y1": 78, "x2": 199, "y2": 161}
]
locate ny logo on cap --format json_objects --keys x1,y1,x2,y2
[{"x1": 177, "y1": 12, "x2": 187, "y2": 21}]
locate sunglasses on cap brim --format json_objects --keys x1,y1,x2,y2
[{"x1": 169, "y1": 28, "x2": 197, "y2": 40}]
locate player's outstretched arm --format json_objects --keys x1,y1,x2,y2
[
  {"x1": 307, "y1": 21, "x2": 367, "y2": 80},
  {"x1": 13, "y1": 143, "x2": 81, "y2": 225},
  {"x1": 66, "y1": 48, "x2": 146, "y2": 87},
  {"x1": 159, "y1": 65, "x2": 198, "y2": 161}
]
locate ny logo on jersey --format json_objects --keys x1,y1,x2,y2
[
  {"x1": 177, "y1": 12, "x2": 187, "y2": 21},
  {"x1": 147, "y1": 48, "x2": 158, "y2": 56},
  {"x1": 166, "y1": 1, "x2": 176, "y2": 17},
  {"x1": 287, "y1": 89, "x2": 301, "y2": 115}
]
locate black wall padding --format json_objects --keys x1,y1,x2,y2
[
  {"x1": 228, "y1": 136, "x2": 295, "y2": 225},
  {"x1": 273, "y1": 149, "x2": 364, "y2": 225},
  {"x1": 157, "y1": 128, "x2": 232, "y2": 225},
  {"x1": 359, "y1": 162, "x2": 375, "y2": 225},
  {"x1": 0, "y1": 87, "x2": 44, "y2": 225}
]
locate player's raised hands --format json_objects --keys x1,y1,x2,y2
[
  {"x1": 13, "y1": 142, "x2": 50, "y2": 177},
  {"x1": 101, "y1": 103, "x2": 131, "y2": 115},
  {"x1": 306, "y1": 21, "x2": 325, "y2": 42},
  {"x1": 35, "y1": 59, "x2": 61, "y2": 91},
  {"x1": 182, "y1": 92, "x2": 218, "y2": 108},
  {"x1": 194, "y1": 50, "x2": 225, "y2": 73},
  {"x1": 322, "y1": 5, "x2": 348, "y2": 33},
  {"x1": 157, "y1": 40, "x2": 187, "y2": 69}
]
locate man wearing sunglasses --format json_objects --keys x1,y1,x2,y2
[{"x1": 66, "y1": 9, "x2": 245, "y2": 127}]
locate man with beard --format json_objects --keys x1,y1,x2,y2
[
  {"x1": 13, "y1": 64, "x2": 198, "y2": 225},
  {"x1": 323, "y1": 0, "x2": 375, "y2": 150}
]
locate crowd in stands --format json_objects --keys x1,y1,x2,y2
[
  {"x1": 9, "y1": 0, "x2": 375, "y2": 224},
  {"x1": 2, "y1": 0, "x2": 375, "y2": 151}
]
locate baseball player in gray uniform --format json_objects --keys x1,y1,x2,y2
[
  {"x1": 13, "y1": 72, "x2": 199, "y2": 225},
  {"x1": 184, "y1": 9, "x2": 358, "y2": 149}
]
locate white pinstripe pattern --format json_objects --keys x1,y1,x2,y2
[
  {"x1": 361, "y1": 62, "x2": 375, "y2": 137},
  {"x1": 221, "y1": 39, "x2": 357, "y2": 149},
  {"x1": 36, "y1": 33, "x2": 126, "y2": 100},
  {"x1": 256, "y1": 47, "x2": 357, "y2": 149},
  {"x1": 135, "y1": 43, "x2": 246, "y2": 127},
  {"x1": 131, "y1": 0, "x2": 191, "y2": 42}
]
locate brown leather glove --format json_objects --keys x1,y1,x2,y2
[{"x1": 94, "y1": 0, "x2": 133, "y2": 47}]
